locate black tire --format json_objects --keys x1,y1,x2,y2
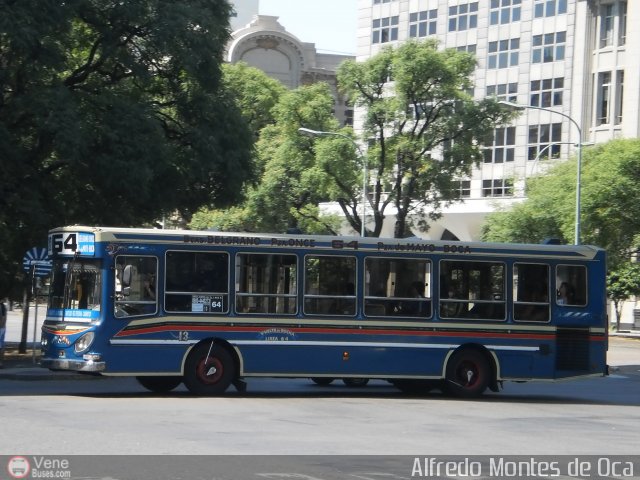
[
  {"x1": 392, "y1": 379, "x2": 439, "y2": 395},
  {"x1": 183, "y1": 343, "x2": 236, "y2": 395},
  {"x1": 342, "y1": 378, "x2": 369, "y2": 387},
  {"x1": 311, "y1": 377, "x2": 335, "y2": 385},
  {"x1": 443, "y1": 349, "x2": 490, "y2": 398},
  {"x1": 136, "y1": 376, "x2": 182, "y2": 393}
]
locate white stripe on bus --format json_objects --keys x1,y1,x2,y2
[{"x1": 109, "y1": 338, "x2": 540, "y2": 352}]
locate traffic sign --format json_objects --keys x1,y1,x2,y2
[{"x1": 22, "y1": 247, "x2": 53, "y2": 277}]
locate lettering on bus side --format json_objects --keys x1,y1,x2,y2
[
  {"x1": 270, "y1": 238, "x2": 316, "y2": 248},
  {"x1": 259, "y1": 328, "x2": 297, "y2": 341},
  {"x1": 183, "y1": 235, "x2": 260, "y2": 246},
  {"x1": 376, "y1": 242, "x2": 471, "y2": 254}
]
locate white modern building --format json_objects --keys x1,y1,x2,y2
[{"x1": 352, "y1": 0, "x2": 636, "y2": 241}]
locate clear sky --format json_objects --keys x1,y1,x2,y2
[{"x1": 259, "y1": 0, "x2": 358, "y2": 55}]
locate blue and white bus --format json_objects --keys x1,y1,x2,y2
[{"x1": 40, "y1": 226, "x2": 608, "y2": 397}]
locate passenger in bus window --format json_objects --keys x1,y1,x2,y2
[
  {"x1": 440, "y1": 284, "x2": 462, "y2": 318},
  {"x1": 557, "y1": 282, "x2": 574, "y2": 305},
  {"x1": 398, "y1": 281, "x2": 426, "y2": 315},
  {"x1": 143, "y1": 274, "x2": 156, "y2": 300}
]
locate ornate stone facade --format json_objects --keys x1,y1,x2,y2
[{"x1": 227, "y1": 15, "x2": 354, "y2": 126}]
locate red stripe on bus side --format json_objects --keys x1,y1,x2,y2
[{"x1": 113, "y1": 323, "x2": 573, "y2": 341}]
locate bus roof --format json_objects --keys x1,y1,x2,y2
[{"x1": 49, "y1": 225, "x2": 605, "y2": 261}]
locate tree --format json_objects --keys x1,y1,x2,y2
[
  {"x1": 192, "y1": 82, "x2": 345, "y2": 235},
  {"x1": 482, "y1": 139, "x2": 640, "y2": 329},
  {"x1": 0, "y1": 0, "x2": 253, "y2": 297},
  {"x1": 607, "y1": 260, "x2": 640, "y2": 331},
  {"x1": 336, "y1": 39, "x2": 512, "y2": 238},
  {"x1": 482, "y1": 139, "x2": 640, "y2": 268},
  {"x1": 222, "y1": 62, "x2": 287, "y2": 140}
]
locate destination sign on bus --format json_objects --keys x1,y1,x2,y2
[{"x1": 48, "y1": 232, "x2": 96, "y2": 256}]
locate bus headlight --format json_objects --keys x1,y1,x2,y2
[{"x1": 74, "y1": 332, "x2": 95, "y2": 354}]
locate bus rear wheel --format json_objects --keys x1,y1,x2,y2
[
  {"x1": 136, "y1": 376, "x2": 182, "y2": 393},
  {"x1": 444, "y1": 349, "x2": 490, "y2": 398},
  {"x1": 184, "y1": 343, "x2": 236, "y2": 396}
]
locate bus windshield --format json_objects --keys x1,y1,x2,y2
[{"x1": 49, "y1": 258, "x2": 102, "y2": 320}]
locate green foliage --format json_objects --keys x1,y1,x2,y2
[
  {"x1": 607, "y1": 260, "x2": 640, "y2": 329},
  {"x1": 191, "y1": 82, "x2": 342, "y2": 235},
  {"x1": 222, "y1": 62, "x2": 287, "y2": 140},
  {"x1": 483, "y1": 139, "x2": 640, "y2": 326},
  {"x1": 481, "y1": 160, "x2": 575, "y2": 244},
  {"x1": 0, "y1": 0, "x2": 253, "y2": 297},
  {"x1": 337, "y1": 40, "x2": 513, "y2": 237},
  {"x1": 580, "y1": 141, "x2": 640, "y2": 265},
  {"x1": 482, "y1": 139, "x2": 640, "y2": 268}
]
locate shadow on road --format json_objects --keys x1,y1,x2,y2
[{"x1": 3, "y1": 369, "x2": 639, "y2": 407}]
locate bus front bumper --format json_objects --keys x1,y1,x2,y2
[{"x1": 40, "y1": 358, "x2": 106, "y2": 373}]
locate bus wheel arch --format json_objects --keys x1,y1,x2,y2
[
  {"x1": 183, "y1": 339, "x2": 239, "y2": 396},
  {"x1": 443, "y1": 345, "x2": 496, "y2": 398}
]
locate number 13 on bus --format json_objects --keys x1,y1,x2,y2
[{"x1": 40, "y1": 226, "x2": 608, "y2": 397}]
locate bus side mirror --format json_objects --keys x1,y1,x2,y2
[{"x1": 122, "y1": 265, "x2": 132, "y2": 296}]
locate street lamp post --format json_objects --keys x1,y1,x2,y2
[
  {"x1": 298, "y1": 127, "x2": 368, "y2": 237},
  {"x1": 499, "y1": 101, "x2": 583, "y2": 245}
]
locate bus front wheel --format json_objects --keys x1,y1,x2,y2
[
  {"x1": 342, "y1": 378, "x2": 369, "y2": 387},
  {"x1": 444, "y1": 349, "x2": 490, "y2": 398},
  {"x1": 136, "y1": 376, "x2": 182, "y2": 393},
  {"x1": 311, "y1": 377, "x2": 335, "y2": 385},
  {"x1": 184, "y1": 343, "x2": 236, "y2": 396}
]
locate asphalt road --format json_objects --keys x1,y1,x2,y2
[
  {"x1": 2, "y1": 308, "x2": 639, "y2": 479},
  {"x1": 1, "y1": 338, "x2": 639, "y2": 455}
]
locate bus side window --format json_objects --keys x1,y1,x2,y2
[
  {"x1": 364, "y1": 257, "x2": 432, "y2": 318},
  {"x1": 235, "y1": 253, "x2": 297, "y2": 315},
  {"x1": 304, "y1": 256, "x2": 356, "y2": 316},
  {"x1": 439, "y1": 260, "x2": 506, "y2": 320},
  {"x1": 513, "y1": 263, "x2": 550, "y2": 322},
  {"x1": 114, "y1": 256, "x2": 158, "y2": 317},
  {"x1": 556, "y1": 265, "x2": 587, "y2": 307},
  {"x1": 165, "y1": 251, "x2": 229, "y2": 314}
]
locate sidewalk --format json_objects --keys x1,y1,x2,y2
[
  {"x1": 610, "y1": 330, "x2": 640, "y2": 339},
  {"x1": 0, "y1": 343, "x2": 90, "y2": 380}
]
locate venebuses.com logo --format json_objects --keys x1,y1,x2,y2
[
  {"x1": 7, "y1": 456, "x2": 30, "y2": 479},
  {"x1": 6, "y1": 456, "x2": 71, "y2": 479}
]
